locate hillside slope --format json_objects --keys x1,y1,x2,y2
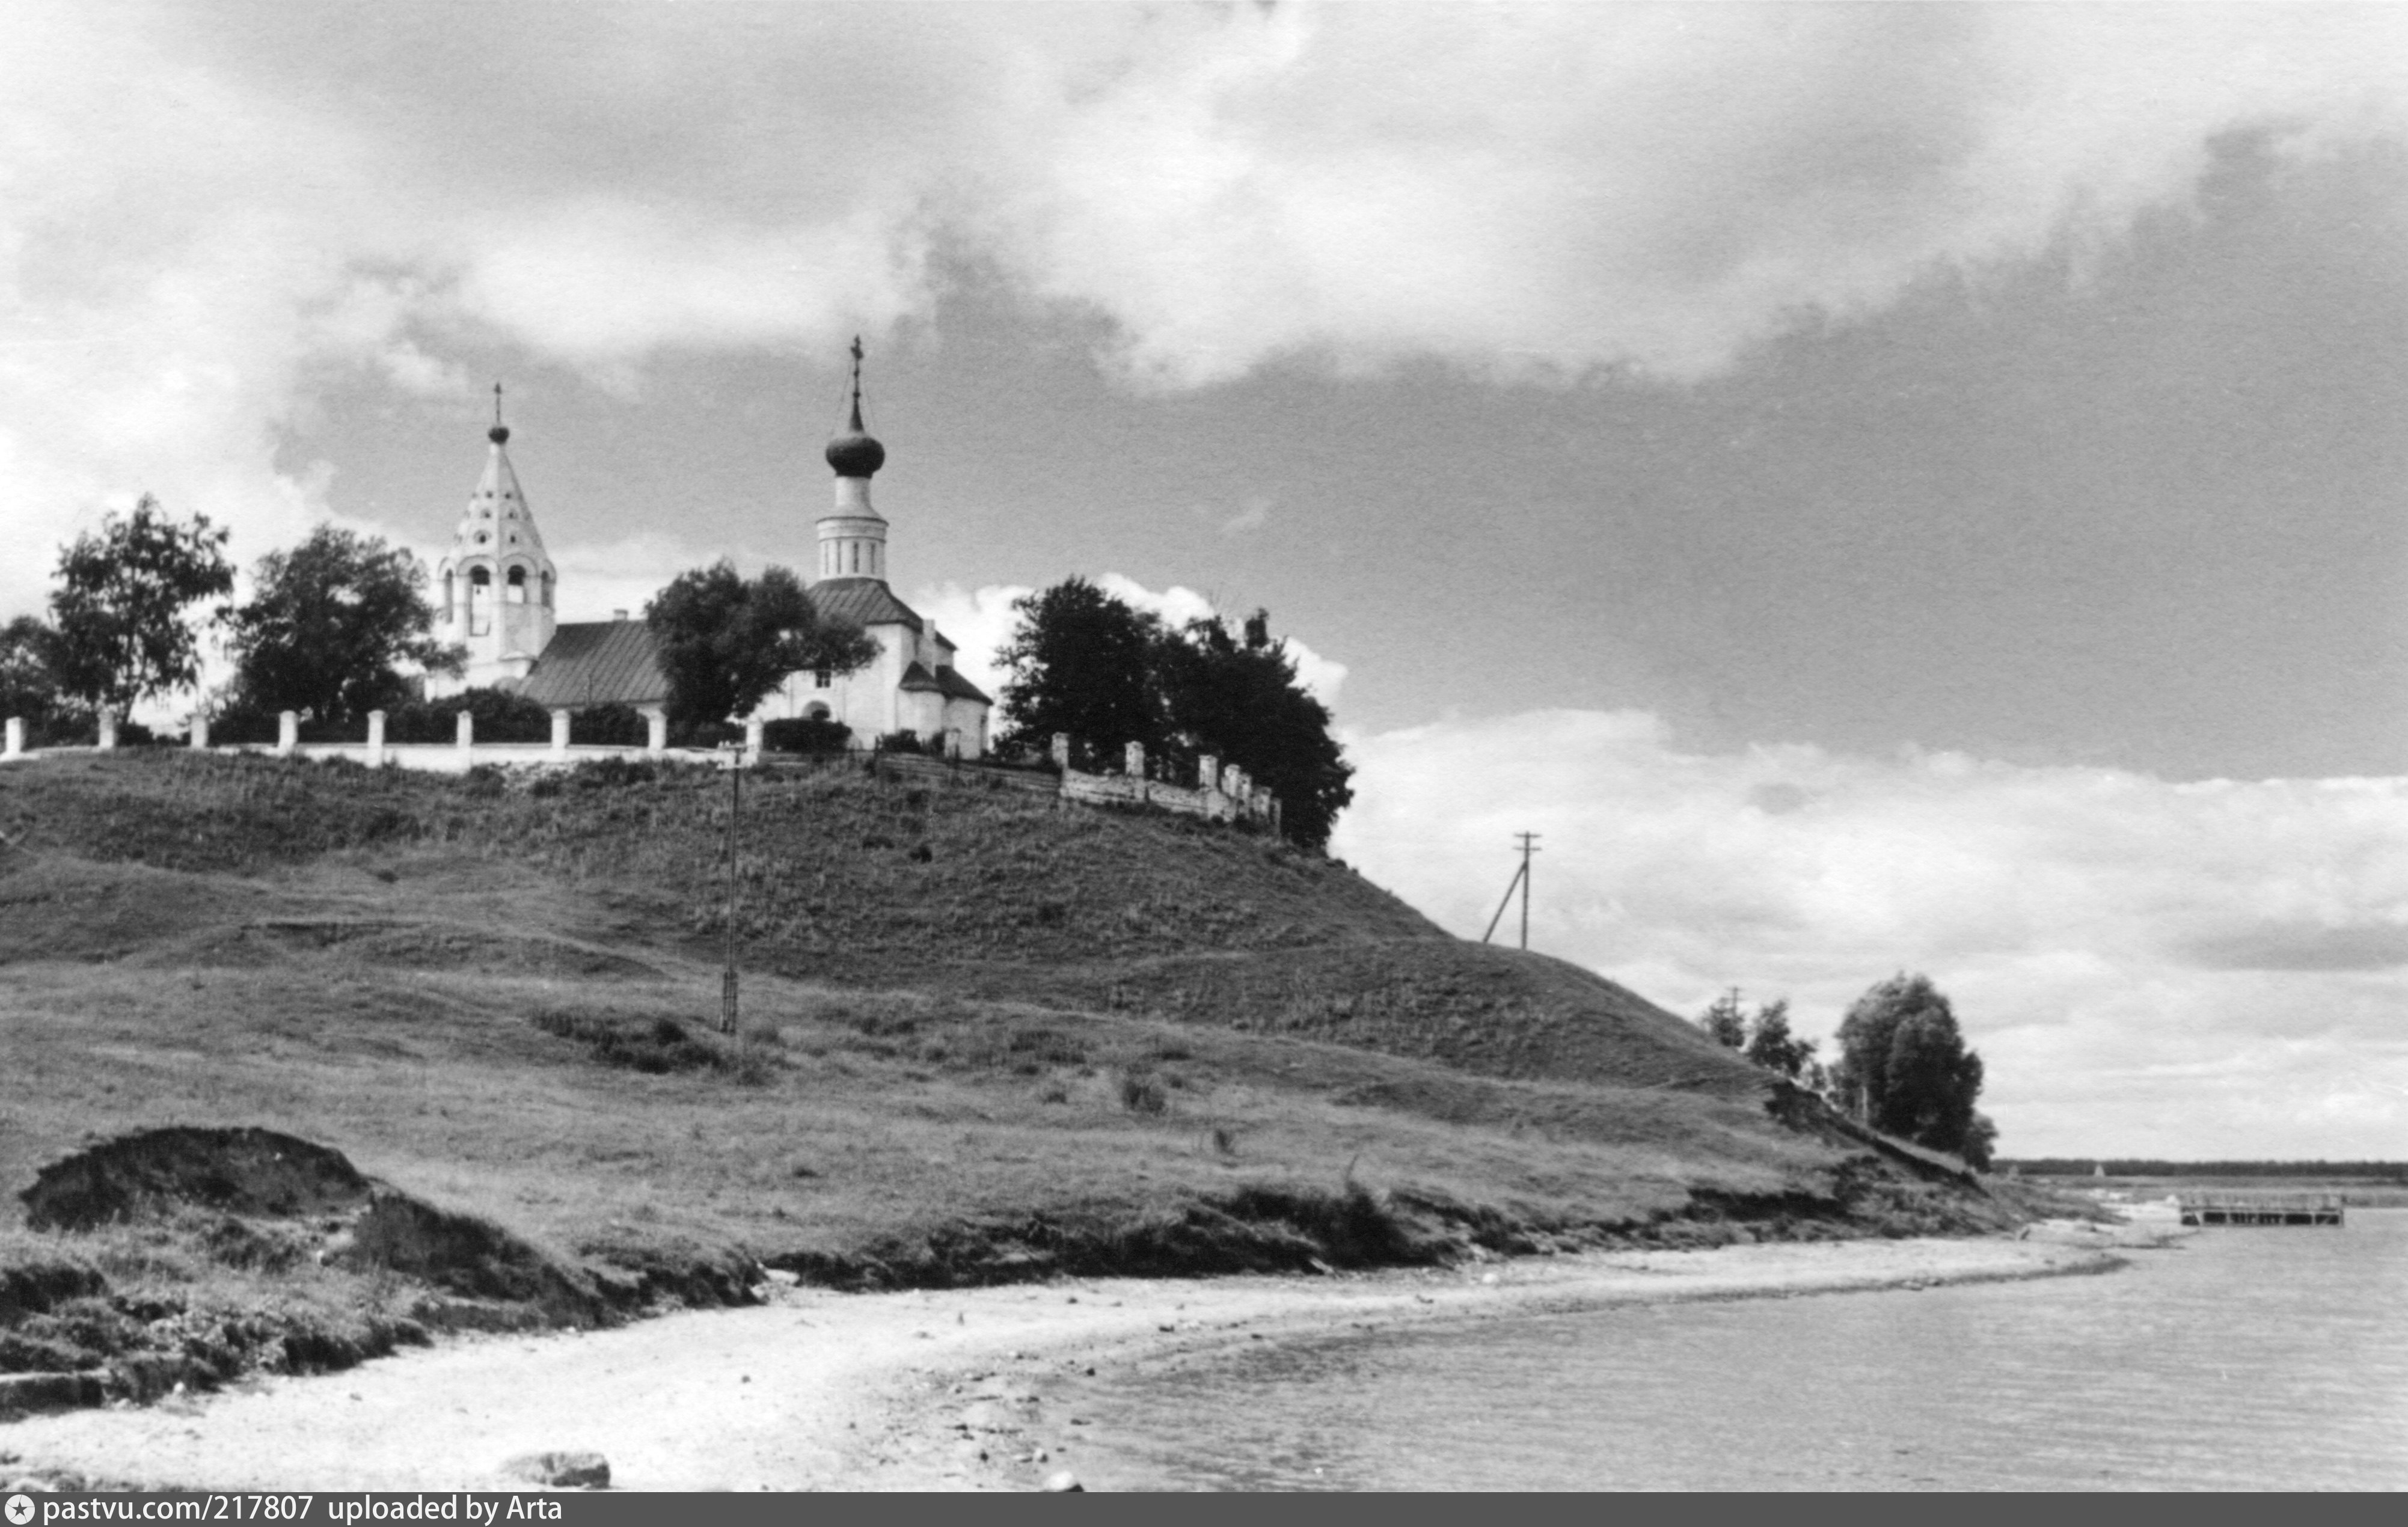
[
  {"x1": 0, "y1": 750, "x2": 2029, "y2": 1409},
  {"x1": 0, "y1": 750, "x2": 1752, "y2": 1095}
]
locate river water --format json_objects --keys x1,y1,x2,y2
[{"x1": 1066, "y1": 1210, "x2": 2408, "y2": 1490}]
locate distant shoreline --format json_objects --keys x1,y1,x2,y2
[{"x1": 3, "y1": 1234, "x2": 2128, "y2": 1492}]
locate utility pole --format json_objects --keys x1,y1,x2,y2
[
  {"x1": 720, "y1": 745, "x2": 742, "y2": 1035},
  {"x1": 1515, "y1": 831, "x2": 1539, "y2": 951},
  {"x1": 1481, "y1": 831, "x2": 1542, "y2": 949}
]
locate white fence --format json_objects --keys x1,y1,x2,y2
[{"x1": 2, "y1": 714, "x2": 1284, "y2": 833}]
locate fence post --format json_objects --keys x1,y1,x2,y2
[
  {"x1": 189, "y1": 714, "x2": 210, "y2": 751},
  {"x1": 455, "y1": 709, "x2": 474, "y2": 759},
  {"x1": 97, "y1": 711, "x2": 118, "y2": 752},
  {"x1": 550, "y1": 708, "x2": 572, "y2": 759},
  {"x1": 640, "y1": 705, "x2": 668, "y2": 759},
  {"x1": 366, "y1": 709, "x2": 386, "y2": 767},
  {"x1": 1198, "y1": 753, "x2": 1218, "y2": 795},
  {"x1": 1052, "y1": 733, "x2": 1071, "y2": 772},
  {"x1": 3, "y1": 717, "x2": 20, "y2": 759},
  {"x1": 744, "y1": 713, "x2": 765, "y2": 765},
  {"x1": 277, "y1": 711, "x2": 298, "y2": 757}
]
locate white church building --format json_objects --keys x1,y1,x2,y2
[{"x1": 425, "y1": 351, "x2": 993, "y2": 756}]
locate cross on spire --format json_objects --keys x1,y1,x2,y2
[
  {"x1": 847, "y1": 335, "x2": 866, "y2": 432},
  {"x1": 488, "y1": 382, "x2": 509, "y2": 445}
]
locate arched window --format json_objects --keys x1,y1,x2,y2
[
  {"x1": 806, "y1": 703, "x2": 831, "y2": 721},
  {"x1": 540, "y1": 570, "x2": 554, "y2": 609},
  {"x1": 506, "y1": 566, "x2": 527, "y2": 604},
  {"x1": 441, "y1": 569, "x2": 455, "y2": 616},
  {"x1": 468, "y1": 566, "x2": 492, "y2": 636}
]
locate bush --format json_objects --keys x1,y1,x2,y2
[
  {"x1": 761, "y1": 716, "x2": 852, "y2": 753},
  {"x1": 382, "y1": 688, "x2": 552, "y2": 744},
  {"x1": 531, "y1": 1011, "x2": 728, "y2": 1074},
  {"x1": 670, "y1": 717, "x2": 743, "y2": 750},
  {"x1": 571, "y1": 705, "x2": 648, "y2": 747},
  {"x1": 1118, "y1": 1070, "x2": 1169, "y2": 1116}
]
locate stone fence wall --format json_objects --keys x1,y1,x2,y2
[
  {"x1": 1049, "y1": 734, "x2": 1281, "y2": 834},
  {"x1": 2, "y1": 713, "x2": 1282, "y2": 833}
]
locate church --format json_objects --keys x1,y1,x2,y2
[{"x1": 423, "y1": 348, "x2": 994, "y2": 757}]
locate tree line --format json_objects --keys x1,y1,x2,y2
[
  {"x1": 4, "y1": 507, "x2": 1359, "y2": 855},
  {"x1": 1697, "y1": 972, "x2": 1997, "y2": 1169},
  {"x1": 1, "y1": 500, "x2": 878, "y2": 748},
  {"x1": 994, "y1": 576, "x2": 1355, "y2": 849}
]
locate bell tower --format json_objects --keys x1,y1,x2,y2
[
  {"x1": 428, "y1": 385, "x2": 557, "y2": 696},
  {"x1": 814, "y1": 337, "x2": 890, "y2": 585}
]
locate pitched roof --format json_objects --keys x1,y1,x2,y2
[
  {"x1": 517, "y1": 620, "x2": 669, "y2": 709},
  {"x1": 806, "y1": 577, "x2": 922, "y2": 632},
  {"x1": 936, "y1": 666, "x2": 991, "y2": 703},
  {"x1": 898, "y1": 660, "x2": 943, "y2": 693}
]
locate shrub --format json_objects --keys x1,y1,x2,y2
[
  {"x1": 762, "y1": 716, "x2": 852, "y2": 753},
  {"x1": 1118, "y1": 1070, "x2": 1168, "y2": 1116},
  {"x1": 382, "y1": 688, "x2": 551, "y2": 744},
  {"x1": 531, "y1": 1011, "x2": 728, "y2": 1074},
  {"x1": 568, "y1": 756, "x2": 658, "y2": 790},
  {"x1": 571, "y1": 705, "x2": 648, "y2": 747}
]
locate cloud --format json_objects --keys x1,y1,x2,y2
[
  {"x1": 1219, "y1": 496, "x2": 1272, "y2": 536},
  {"x1": 1329, "y1": 709, "x2": 2408, "y2": 1158},
  {"x1": 8, "y1": 4, "x2": 2406, "y2": 620},
  {"x1": 911, "y1": 580, "x2": 1031, "y2": 703}
]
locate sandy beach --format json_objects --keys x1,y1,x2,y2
[{"x1": 0, "y1": 1230, "x2": 2148, "y2": 1493}]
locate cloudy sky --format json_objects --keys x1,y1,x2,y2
[{"x1": 5, "y1": 2, "x2": 2405, "y2": 1158}]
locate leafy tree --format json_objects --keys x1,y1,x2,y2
[
  {"x1": 995, "y1": 581, "x2": 1356, "y2": 849},
  {"x1": 1832, "y1": 973, "x2": 1990, "y2": 1162},
  {"x1": 1697, "y1": 989, "x2": 1748, "y2": 1048},
  {"x1": 223, "y1": 525, "x2": 460, "y2": 724},
  {"x1": 1156, "y1": 610, "x2": 1355, "y2": 850},
  {"x1": 1743, "y1": 998, "x2": 1819, "y2": 1080},
  {"x1": 994, "y1": 577, "x2": 1166, "y2": 765},
  {"x1": 1, "y1": 617, "x2": 65, "y2": 738},
  {"x1": 47, "y1": 495, "x2": 234, "y2": 717},
  {"x1": 647, "y1": 561, "x2": 877, "y2": 737}
]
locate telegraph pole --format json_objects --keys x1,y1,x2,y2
[
  {"x1": 1481, "y1": 831, "x2": 1542, "y2": 949},
  {"x1": 720, "y1": 745, "x2": 742, "y2": 1035},
  {"x1": 1515, "y1": 831, "x2": 1539, "y2": 950}
]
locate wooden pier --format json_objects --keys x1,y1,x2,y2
[{"x1": 2178, "y1": 1193, "x2": 2344, "y2": 1227}]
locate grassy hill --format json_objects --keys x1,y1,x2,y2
[{"x1": 0, "y1": 750, "x2": 2033, "y2": 1405}]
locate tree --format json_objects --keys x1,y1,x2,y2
[
  {"x1": 0, "y1": 617, "x2": 64, "y2": 736},
  {"x1": 1742, "y1": 998, "x2": 1819, "y2": 1080},
  {"x1": 47, "y1": 495, "x2": 234, "y2": 717},
  {"x1": 223, "y1": 525, "x2": 459, "y2": 724},
  {"x1": 1831, "y1": 973, "x2": 1990, "y2": 1161},
  {"x1": 1156, "y1": 610, "x2": 1355, "y2": 850},
  {"x1": 994, "y1": 577, "x2": 1166, "y2": 764},
  {"x1": 646, "y1": 561, "x2": 878, "y2": 736},
  {"x1": 1697, "y1": 989, "x2": 1748, "y2": 1048}
]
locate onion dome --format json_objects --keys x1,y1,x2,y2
[{"x1": 826, "y1": 336, "x2": 885, "y2": 478}]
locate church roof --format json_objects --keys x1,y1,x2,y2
[
  {"x1": 516, "y1": 620, "x2": 669, "y2": 709},
  {"x1": 936, "y1": 666, "x2": 991, "y2": 703},
  {"x1": 898, "y1": 661, "x2": 943, "y2": 693},
  {"x1": 807, "y1": 577, "x2": 923, "y2": 632}
]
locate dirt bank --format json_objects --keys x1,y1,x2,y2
[{"x1": 0, "y1": 1235, "x2": 2119, "y2": 1492}]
